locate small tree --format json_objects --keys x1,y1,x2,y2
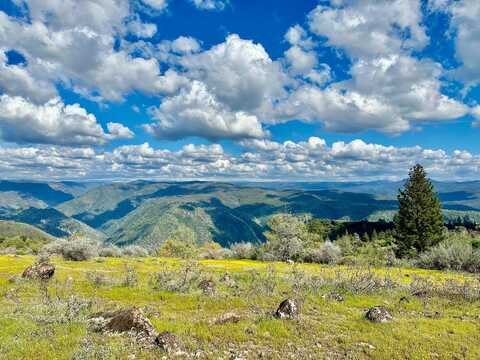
[
  {"x1": 394, "y1": 164, "x2": 444, "y2": 256},
  {"x1": 263, "y1": 214, "x2": 319, "y2": 261},
  {"x1": 157, "y1": 225, "x2": 199, "y2": 259}
]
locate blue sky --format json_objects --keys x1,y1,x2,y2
[{"x1": 0, "y1": 0, "x2": 479, "y2": 181}]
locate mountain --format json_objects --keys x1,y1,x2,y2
[
  {"x1": 0, "y1": 179, "x2": 479, "y2": 248},
  {"x1": 0, "y1": 220, "x2": 56, "y2": 242},
  {"x1": 57, "y1": 180, "x2": 480, "y2": 249}
]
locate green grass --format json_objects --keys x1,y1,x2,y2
[{"x1": 0, "y1": 256, "x2": 479, "y2": 359}]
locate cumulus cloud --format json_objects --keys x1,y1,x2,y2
[
  {"x1": 190, "y1": 0, "x2": 228, "y2": 11},
  {"x1": 0, "y1": 49, "x2": 57, "y2": 103},
  {"x1": 0, "y1": 4, "x2": 171, "y2": 102},
  {"x1": 106, "y1": 122, "x2": 135, "y2": 140},
  {"x1": 429, "y1": 1, "x2": 480, "y2": 89},
  {"x1": 0, "y1": 95, "x2": 130, "y2": 146},
  {"x1": 180, "y1": 34, "x2": 289, "y2": 113},
  {"x1": 126, "y1": 17, "x2": 157, "y2": 38},
  {"x1": 145, "y1": 81, "x2": 267, "y2": 141},
  {"x1": 0, "y1": 139, "x2": 478, "y2": 181},
  {"x1": 0, "y1": 95, "x2": 109, "y2": 145},
  {"x1": 308, "y1": 0, "x2": 428, "y2": 59},
  {"x1": 171, "y1": 36, "x2": 201, "y2": 54},
  {"x1": 141, "y1": 0, "x2": 169, "y2": 11}
]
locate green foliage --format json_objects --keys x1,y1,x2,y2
[
  {"x1": 417, "y1": 230, "x2": 480, "y2": 272},
  {"x1": 157, "y1": 225, "x2": 199, "y2": 259},
  {"x1": 262, "y1": 214, "x2": 320, "y2": 261},
  {"x1": 394, "y1": 164, "x2": 445, "y2": 257}
]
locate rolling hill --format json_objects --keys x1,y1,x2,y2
[
  {"x1": 0, "y1": 179, "x2": 478, "y2": 248},
  {"x1": 57, "y1": 180, "x2": 480, "y2": 249}
]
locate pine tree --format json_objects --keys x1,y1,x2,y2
[{"x1": 394, "y1": 164, "x2": 444, "y2": 256}]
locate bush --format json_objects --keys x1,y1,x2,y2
[
  {"x1": 98, "y1": 245, "x2": 122, "y2": 258},
  {"x1": 230, "y1": 242, "x2": 256, "y2": 259},
  {"x1": 417, "y1": 236, "x2": 480, "y2": 272},
  {"x1": 43, "y1": 238, "x2": 99, "y2": 261},
  {"x1": 200, "y1": 247, "x2": 232, "y2": 260},
  {"x1": 61, "y1": 239, "x2": 99, "y2": 261},
  {"x1": 122, "y1": 245, "x2": 149, "y2": 257},
  {"x1": 304, "y1": 241, "x2": 341, "y2": 264}
]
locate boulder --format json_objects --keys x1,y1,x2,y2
[
  {"x1": 211, "y1": 312, "x2": 242, "y2": 325},
  {"x1": 365, "y1": 306, "x2": 393, "y2": 323},
  {"x1": 88, "y1": 307, "x2": 157, "y2": 339},
  {"x1": 154, "y1": 331, "x2": 182, "y2": 354},
  {"x1": 22, "y1": 262, "x2": 55, "y2": 280},
  {"x1": 274, "y1": 299, "x2": 298, "y2": 319},
  {"x1": 198, "y1": 279, "x2": 215, "y2": 295}
]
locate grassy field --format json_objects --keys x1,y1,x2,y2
[{"x1": 0, "y1": 255, "x2": 479, "y2": 359}]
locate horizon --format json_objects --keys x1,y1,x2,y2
[{"x1": 0, "y1": 1, "x2": 479, "y2": 181}]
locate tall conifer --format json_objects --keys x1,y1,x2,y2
[{"x1": 394, "y1": 164, "x2": 444, "y2": 256}]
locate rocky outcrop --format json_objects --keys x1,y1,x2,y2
[
  {"x1": 274, "y1": 299, "x2": 298, "y2": 319},
  {"x1": 365, "y1": 306, "x2": 393, "y2": 323},
  {"x1": 154, "y1": 331, "x2": 182, "y2": 354},
  {"x1": 88, "y1": 307, "x2": 183, "y2": 353},
  {"x1": 22, "y1": 261, "x2": 55, "y2": 280}
]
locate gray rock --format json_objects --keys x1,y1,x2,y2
[
  {"x1": 88, "y1": 307, "x2": 157, "y2": 338},
  {"x1": 22, "y1": 262, "x2": 55, "y2": 280},
  {"x1": 154, "y1": 331, "x2": 182, "y2": 354},
  {"x1": 274, "y1": 299, "x2": 298, "y2": 319},
  {"x1": 365, "y1": 306, "x2": 393, "y2": 323}
]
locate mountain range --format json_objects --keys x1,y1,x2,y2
[{"x1": 0, "y1": 179, "x2": 479, "y2": 250}]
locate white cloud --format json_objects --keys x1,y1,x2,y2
[
  {"x1": 171, "y1": 36, "x2": 201, "y2": 54},
  {"x1": 284, "y1": 46, "x2": 317, "y2": 75},
  {"x1": 126, "y1": 17, "x2": 157, "y2": 38},
  {"x1": 0, "y1": 6, "x2": 169, "y2": 102},
  {"x1": 432, "y1": 1, "x2": 480, "y2": 89},
  {"x1": 0, "y1": 49, "x2": 57, "y2": 103},
  {"x1": 180, "y1": 34, "x2": 289, "y2": 113},
  {"x1": 106, "y1": 122, "x2": 135, "y2": 140},
  {"x1": 145, "y1": 81, "x2": 267, "y2": 141},
  {"x1": 308, "y1": 0, "x2": 428, "y2": 58},
  {"x1": 141, "y1": 0, "x2": 169, "y2": 11},
  {"x1": 190, "y1": 0, "x2": 228, "y2": 11},
  {"x1": 0, "y1": 95, "x2": 108, "y2": 145},
  {"x1": 0, "y1": 139, "x2": 478, "y2": 181}
]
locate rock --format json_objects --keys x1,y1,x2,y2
[
  {"x1": 274, "y1": 299, "x2": 298, "y2": 319},
  {"x1": 154, "y1": 331, "x2": 182, "y2": 354},
  {"x1": 211, "y1": 312, "x2": 242, "y2": 325},
  {"x1": 88, "y1": 307, "x2": 157, "y2": 339},
  {"x1": 22, "y1": 262, "x2": 55, "y2": 280},
  {"x1": 365, "y1": 306, "x2": 393, "y2": 323},
  {"x1": 198, "y1": 279, "x2": 215, "y2": 295},
  {"x1": 322, "y1": 292, "x2": 345, "y2": 302}
]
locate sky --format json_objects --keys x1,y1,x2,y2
[{"x1": 0, "y1": 0, "x2": 479, "y2": 182}]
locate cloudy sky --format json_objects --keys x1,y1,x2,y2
[{"x1": 0, "y1": 0, "x2": 479, "y2": 181}]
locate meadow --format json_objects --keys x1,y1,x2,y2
[{"x1": 0, "y1": 255, "x2": 479, "y2": 359}]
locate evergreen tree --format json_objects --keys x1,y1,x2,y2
[{"x1": 394, "y1": 164, "x2": 444, "y2": 256}]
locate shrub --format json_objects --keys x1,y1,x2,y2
[
  {"x1": 200, "y1": 247, "x2": 232, "y2": 260},
  {"x1": 304, "y1": 241, "x2": 341, "y2": 264},
  {"x1": 61, "y1": 239, "x2": 99, "y2": 261},
  {"x1": 230, "y1": 242, "x2": 256, "y2": 259},
  {"x1": 335, "y1": 234, "x2": 361, "y2": 256},
  {"x1": 122, "y1": 245, "x2": 149, "y2": 257},
  {"x1": 43, "y1": 238, "x2": 99, "y2": 261},
  {"x1": 43, "y1": 239, "x2": 69, "y2": 256},
  {"x1": 98, "y1": 245, "x2": 122, "y2": 258},
  {"x1": 417, "y1": 236, "x2": 480, "y2": 272},
  {"x1": 263, "y1": 214, "x2": 314, "y2": 261}
]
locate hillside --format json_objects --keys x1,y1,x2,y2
[
  {"x1": 0, "y1": 221, "x2": 56, "y2": 242},
  {"x1": 57, "y1": 180, "x2": 480, "y2": 249},
  {"x1": 0, "y1": 179, "x2": 478, "y2": 247}
]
